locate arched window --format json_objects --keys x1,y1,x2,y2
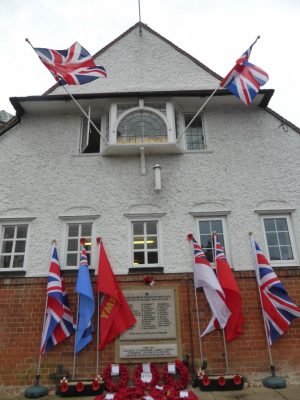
[{"x1": 117, "y1": 109, "x2": 167, "y2": 144}]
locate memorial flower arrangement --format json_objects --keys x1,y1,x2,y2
[
  {"x1": 133, "y1": 363, "x2": 160, "y2": 390},
  {"x1": 143, "y1": 275, "x2": 155, "y2": 286},
  {"x1": 162, "y1": 360, "x2": 189, "y2": 390},
  {"x1": 103, "y1": 364, "x2": 129, "y2": 392},
  {"x1": 92, "y1": 374, "x2": 104, "y2": 391},
  {"x1": 59, "y1": 377, "x2": 68, "y2": 393},
  {"x1": 75, "y1": 381, "x2": 84, "y2": 392}
]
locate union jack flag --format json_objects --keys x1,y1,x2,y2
[
  {"x1": 40, "y1": 245, "x2": 75, "y2": 354},
  {"x1": 220, "y1": 38, "x2": 269, "y2": 105},
  {"x1": 253, "y1": 238, "x2": 300, "y2": 345},
  {"x1": 34, "y1": 41, "x2": 107, "y2": 85}
]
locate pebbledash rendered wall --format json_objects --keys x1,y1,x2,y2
[
  {"x1": 1, "y1": 23, "x2": 300, "y2": 386},
  {"x1": 1, "y1": 271, "x2": 300, "y2": 387}
]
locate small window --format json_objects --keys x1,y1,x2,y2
[
  {"x1": 117, "y1": 110, "x2": 167, "y2": 144},
  {"x1": 262, "y1": 216, "x2": 298, "y2": 264},
  {"x1": 184, "y1": 114, "x2": 205, "y2": 150},
  {"x1": 0, "y1": 224, "x2": 28, "y2": 269},
  {"x1": 80, "y1": 107, "x2": 101, "y2": 153},
  {"x1": 65, "y1": 222, "x2": 92, "y2": 267},
  {"x1": 131, "y1": 221, "x2": 159, "y2": 267},
  {"x1": 197, "y1": 218, "x2": 227, "y2": 263}
]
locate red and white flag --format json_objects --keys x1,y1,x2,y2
[
  {"x1": 187, "y1": 234, "x2": 231, "y2": 336},
  {"x1": 214, "y1": 235, "x2": 244, "y2": 341}
]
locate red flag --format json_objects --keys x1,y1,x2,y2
[
  {"x1": 97, "y1": 239, "x2": 136, "y2": 350},
  {"x1": 214, "y1": 236, "x2": 244, "y2": 341}
]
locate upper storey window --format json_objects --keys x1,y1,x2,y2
[
  {"x1": 117, "y1": 110, "x2": 167, "y2": 144},
  {"x1": 184, "y1": 114, "x2": 205, "y2": 150}
]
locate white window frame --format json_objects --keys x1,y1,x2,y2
[
  {"x1": 260, "y1": 214, "x2": 299, "y2": 267},
  {"x1": 129, "y1": 217, "x2": 162, "y2": 269},
  {"x1": 0, "y1": 219, "x2": 32, "y2": 271},
  {"x1": 109, "y1": 99, "x2": 176, "y2": 145},
  {"x1": 60, "y1": 216, "x2": 99, "y2": 270},
  {"x1": 183, "y1": 112, "x2": 206, "y2": 151},
  {"x1": 196, "y1": 215, "x2": 231, "y2": 265}
]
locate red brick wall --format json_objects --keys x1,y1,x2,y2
[{"x1": 1, "y1": 270, "x2": 300, "y2": 386}]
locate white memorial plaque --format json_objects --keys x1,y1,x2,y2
[
  {"x1": 168, "y1": 363, "x2": 176, "y2": 374},
  {"x1": 141, "y1": 372, "x2": 152, "y2": 383},
  {"x1": 180, "y1": 391, "x2": 188, "y2": 398},
  {"x1": 120, "y1": 343, "x2": 178, "y2": 359}
]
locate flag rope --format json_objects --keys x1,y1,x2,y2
[{"x1": 213, "y1": 233, "x2": 229, "y2": 374}]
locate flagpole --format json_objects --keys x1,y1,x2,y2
[
  {"x1": 189, "y1": 240, "x2": 204, "y2": 362},
  {"x1": 96, "y1": 237, "x2": 101, "y2": 376},
  {"x1": 249, "y1": 233, "x2": 274, "y2": 368},
  {"x1": 72, "y1": 295, "x2": 80, "y2": 379},
  {"x1": 36, "y1": 241, "x2": 57, "y2": 384},
  {"x1": 25, "y1": 38, "x2": 108, "y2": 145},
  {"x1": 213, "y1": 233, "x2": 229, "y2": 374},
  {"x1": 176, "y1": 85, "x2": 220, "y2": 144}
]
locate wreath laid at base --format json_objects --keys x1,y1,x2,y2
[
  {"x1": 162, "y1": 360, "x2": 189, "y2": 390},
  {"x1": 133, "y1": 363, "x2": 160, "y2": 390},
  {"x1": 103, "y1": 364, "x2": 129, "y2": 393}
]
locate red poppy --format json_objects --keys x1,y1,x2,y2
[
  {"x1": 60, "y1": 382, "x2": 68, "y2": 393},
  {"x1": 202, "y1": 375, "x2": 211, "y2": 387},
  {"x1": 75, "y1": 381, "x2": 84, "y2": 392},
  {"x1": 92, "y1": 379, "x2": 100, "y2": 391},
  {"x1": 233, "y1": 375, "x2": 242, "y2": 385},
  {"x1": 218, "y1": 376, "x2": 226, "y2": 386}
]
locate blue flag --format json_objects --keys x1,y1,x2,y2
[{"x1": 75, "y1": 245, "x2": 95, "y2": 353}]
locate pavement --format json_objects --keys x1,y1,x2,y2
[{"x1": 1, "y1": 385, "x2": 300, "y2": 400}]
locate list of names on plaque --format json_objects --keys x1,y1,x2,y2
[{"x1": 121, "y1": 289, "x2": 176, "y2": 340}]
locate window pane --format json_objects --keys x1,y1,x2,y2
[
  {"x1": 68, "y1": 224, "x2": 79, "y2": 237},
  {"x1": 200, "y1": 234, "x2": 212, "y2": 249},
  {"x1": 204, "y1": 249, "x2": 213, "y2": 262},
  {"x1": 275, "y1": 218, "x2": 288, "y2": 231},
  {"x1": 0, "y1": 255, "x2": 11, "y2": 268},
  {"x1": 199, "y1": 221, "x2": 211, "y2": 234},
  {"x1": 264, "y1": 219, "x2": 276, "y2": 232},
  {"x1": 211, "y1": 220, "x2": 223, "y2": 234},
  {"x1": 280, "y1": 246, "x2": 293, "y2": 260},
  {"x1": 81, "y1": 223, "x2": 92, "y2": 236},
  {"x1": 133, "y1": 222, "x2": 144, "y2": 235},
  {"x1": 278, "y1": 231, "x2": 291, "y2": 246},
  {"x1": 3, "y1": 226, "x2": 15, "y2": 239},
  {"x1": 17, "y1": 225, "x2": 28, "y2": 238},
  {"x1": 266, "y1": 232, "x2": 279, "y2": 246},
  {"x1": 269, "y1": 246, "x2": 281, "y2": 260},
  {"x1": 147, "y1": 237, "x2": 157, "y2": 249},
  {"x1": 134, "y1": 252, "x2": 144, "y2": 265},
  {"x1": 67, "y1": 253, "x2": 78, "y2": 266},
  {"x1": 133, "y1": 236, "x2": 145, "y2": 249},
  {"x1": 68, "y1": 239, "x2": 78, "y2": 251},
  {"x1": 13, "y1": 255, "x2": 24, "y2": 268},
  {"x1": 15, "y1": 241, "x2": 26, "y2": 253},
  {"x1": 2, "y1": 240, "x2": 13, "y2": 253},
  {"x1": 185, "y1": 114, "x2": 204, "y2": 150},
  {"x1": 146, "y1": 221, "x2": 157, "y2": 235},
  {"x1": 148, "y1": 252, "x2": 158, "y2": 264}
]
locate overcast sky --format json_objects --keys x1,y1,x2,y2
[{"x1": 1, "y1": 0, "x2": 299, "y2": 127}]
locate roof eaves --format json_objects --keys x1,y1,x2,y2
[
  {"x1": 265, "y1": 107, "x2": 300, "y2": 135},
  {"x1": 0, "y1": 115, "x2": 20, "y2": 137}
]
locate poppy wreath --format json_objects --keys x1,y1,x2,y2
[
  {"x1": 133, "y1": 363, "x2": 160, "y2": 390},
  {"x1": 115, "y1": 386, "x2": 145, "y2": 400},
  {"x1": 162, "y1": 360, "x2": 189, "y2": 390},
  {"x1": 75, "y1": 381, "x2": 84, "y2": 392},
  {"x1": 149, "y1": 386, "x2": 199, "y2": 400},
  {"x1": 103, "y1": 364, "x2": 129, "y2": 393}
]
